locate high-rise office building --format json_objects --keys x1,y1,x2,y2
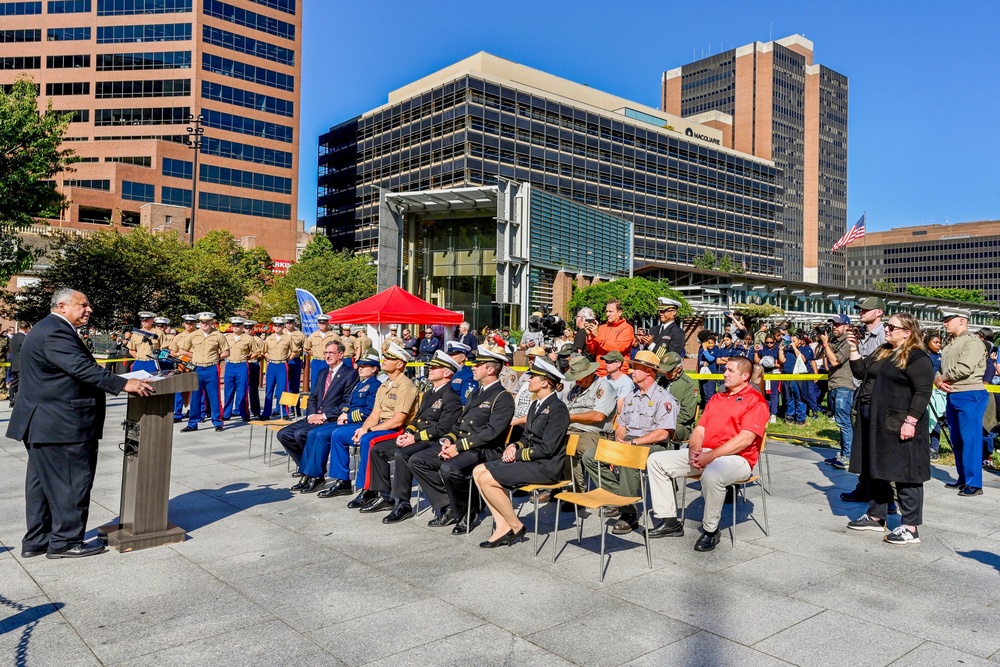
[
  {"x1": 663, "y1": 35, "x2": 848, "y2": 285},
  {"x1": 0, "y1": 0, "x2": 301, "y2": 263}
]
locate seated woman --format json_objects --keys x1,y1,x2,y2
[{"x1": 472, "y1": 357, "x2": 570, "y2": 548}]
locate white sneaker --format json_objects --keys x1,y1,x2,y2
[
  {"x1": 769, "y1": 415, "x2": 776, "y2": 424},
  {"x1": 884, "y1": 525, "x2": 920, "y2": 545}
]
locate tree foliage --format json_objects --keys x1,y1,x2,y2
[
  {"x1": 904, "y1": 284, "x2": 986, "y2": 304},
  {"x1": 1, "y1": 228, "x2": 273, "y2": 329},
  {"x1": 734, "y1": 303, "x2": 784, "y2": 319},
  {"x1": 871, "y1": 277, "x2": 898, "y2": 293},
  {"x1": 693, "y1": 249, "x2": 746, "y2": 274},
  {"x1": 566, "y1": 277, "x2": 690, "y2": 323},
  {"x1": 253, "y1": 235, "x2": 377, "y2": 320},
  {"x1": 0, "y1": 78, "x2": 77, "y2": 280}
]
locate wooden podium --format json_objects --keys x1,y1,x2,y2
[{"x1": 99, "y1": 372, "x2": 199, "y2": 552}]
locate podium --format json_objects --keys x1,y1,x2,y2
[{"x1": 98, "y1": 372, "x2": 199, "y2": 552}]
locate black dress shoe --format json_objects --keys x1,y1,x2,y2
[
  {"x1": 214, "y1": 426, "x2": 224, "y2": 432},
  {"x1": 602, "y1": 506, "x2": 621, "y2": 518},
  {"x1": 173, "y1": 417, "x2": 183, "y2": 423},
  {"x1": 840, "y1": 490, "x2": 866, "y2": 502},
  {"x1": 46, "y1": 542, "x2": 107, "y2": 559},
  {"x1": 290, "y1": 477, "x2": 311, "y2": 491},
  {"x1": 694, "y1": 530, "x2": 720, "y2": 552},
  {"x1": 611, "y1": 513, "x2": 638, "y2": 535},
  {"x1": 359, "y1": 497, "x2": 394, "y2": 513},
  {"x1": 241, "y1": 417, "x2": 251, "y2": 422},
  {"x1": 428, "y1": 512, "x2": 458, "y2": 527},
  {"x1": 347, "y1": 490, "x2": 377, "y2": 509},
  {"x1": 318, "y1": 480, "x2": 353, "y2": 498},
  {"x1": 479, "y1": 525, "x2": 527, "y2": 549},
  {"x1": 180, "y1": 426, "x2": 197, "y2": 433},
  {"x1": 944, "y1": 480, "x2": 964, "y2": 489},
  {"x1": 382, "y1": 503, "x2": 413, "y2": 523},
  {"x1": 958, "y1": 486, "x2": 983, "y2": 497},
  {"x1": 21, "y1": 547, "x2": 47, "y2": 558},
  {"x1": 451, "y1": 518, "x2": 473, "y2": 535},
  {"x1": 647, "y1": 521, "x2": 684, "y2": 538},
  {"x1": 299, "y1": 477, "x2": 326, "y2": 494}
]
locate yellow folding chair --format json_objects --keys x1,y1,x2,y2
[
  {"x1": 512, "y1": 434, "x2": 579, "y2": 557},
  {"x1": 553, "y1": 439, "x2": 652, "y2": 582},
  {"x1": 247, "y1": 392, "x2": 300, "y2": 463}
]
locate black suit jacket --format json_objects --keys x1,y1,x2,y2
[
  {"x1": 9, "y1": 331, "x2": 26, "y2": 372},
  {"x1": 7, "y1": 314, "x2": 128, "y2": 445},
  {"x1": 403, "y1": 383, "x2": 463, "y2": 442},
  {"x1": 307, "y1": 362, "x2": 357, "y2": 421},
  {"x1": 447, "y1": 380, "x2": 516, "y2": 453},
  {"x1": 513, "y1": 394, "x2": 571, "y2": 480}
]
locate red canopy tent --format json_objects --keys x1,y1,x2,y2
[{"x1": 325, "y1": 286, "x2": 464, "y2": 325}]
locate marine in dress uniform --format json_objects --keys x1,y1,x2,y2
[
  {"x1": 262, "y1": 316, "x2": 293, "y2": 419},
  {"x1": 180, "y1": 312, "x2": 229, "y2": 432},
  {"x1": 366, "y1": 350, "x2": 464, "y2": 522},
  {"x1": 296, "y1": 353, "x2": 380, "y2": 495},
  {"x1": 338, "y1": 344, "x2": 419, "y2": 508},
  {"x1": 354, "y1": 326, "x2": 373, "y2": 360},
  {"x1": 170, "y1": 314, "x2": 199, "y2": 422},
  {"x1": 305, "y1": 314, "x2": 335, "y2": 389},
  {"x1": 340, "y1": 324, "x2": 356, "y2": 367},
  {"x1": 126, "y1": 311, "x2": 164, "y2": 374},
  {"x1": 244, "y1": 320, "x2": 263, "y2": 417},
  {"x1": 408, "y1": 345, "x2": 516, "y2": 533},
  {"x1": 222, "y1": 317, "x2": 254, "y2": 421},
  {"x1": 446, "y1": 341, "x2": 479, "y2": 405},
  {"x1": 383, "y1": 325, "x2": 403, "y2": 351},
  {"x1": 154, "y1": 317, "x2": 175, "y2": 370},
  {"x1": 283, "y1": 315, "x2": 306, "y2": 414}
]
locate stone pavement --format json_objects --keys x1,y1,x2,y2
[{"x1": 2, "y1": 396, "x2": 999, "y2": 666}]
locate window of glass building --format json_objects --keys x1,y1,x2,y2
[
  {"x1": 48, "y1": 0, "x2": 90, "y2": 13},
  {"x1": 122, "y1": 180, "x2": 154, "y2": 202},
  {"x1": 96, "y1": 51, "x2": 190, "y2": 70},
  {"x1": 201, "y1": 81, "x2": 293, "y2": 118},
  {"x1": 201, "y1": 53, "x2": 293, "y2": 92},
  {"x1": 96, "y1": 0, "x2": 191, "y2": 16},
  {"x1": 64, "y1": 179, "x2": 110, "y2": 190},
  {"x1": 46, "y1": 54, "x2": 91, "y2": 68},
  {"x1": 202, "y1": 109, "x2": 292, "y2": 143},
  {"x1": 47, "y1": 27, "x2": 90, "y2": 40},
  {"x1": 1, "y1": 29, "x2": 41, "y2": 42},
  {"x1": 106, "y1": 155, "x2": 151, "y2": 167},
  {"x1": 202, "y1": 25, "x2": 294, "y2": 66},
  {"x1": 79, "y1": 206, "x2": 112, "y2": 223},
  {"x1": 45, "y1": 82, "x2": 89, "y2": 95},
  {"x1": 96, "y1": 22, "x2": 190, "y2": 43},
  {"x1": 201, "y1": 137, "x2": 292, "y2": 169},
  {"x1": 198, "y1": 191, "x2": 290, "y2": 219},
  {"x1": 120, "y1": 210, "x2": 140, "y2": 226},
  {"x1": 0, "y1": 2, "x2": 42, "y2": 15},
  {"x1": 248, "y1": 0, "x2": 293, "y2": 15},
  {"x1": 161, "y1": 186, "x2": 191, "y2": 207},
  {"x1": 94, "y1": 106, "x2": 189, "y2": 126},
  {"x1": 95, "y1": 78, "x2": 190, "y2": 98},
  {"x1": 161, "y1": 156, "x2": 192, "y2": 179},
  {"x1": 200, "y1": 163, "x2": 291, "y2": 194},
  {"x1": 1, "y1": 57, "x2": 41, "y2": 69},
  {"x1": 202, "y1": 0, "x2": 294, "y2": 40}
]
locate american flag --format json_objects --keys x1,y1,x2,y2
[{"x1": 832, "y1": 214, "x2": 866, "y2": 252}]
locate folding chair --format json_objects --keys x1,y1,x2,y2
[
  {"x1": 552, "y1": 439, "x2": 652, "y2": 582},
  {"x1": 513, "y1": 434, "x2": 579, "y2": 557},
  {"x1": 679, "y1": 436, "x2": 769, "y2": 546},
  {"x1": 247, "y1": 392, "x2": 299, "y2": 463},
  {"x1": 266, "y1": 393, "x2": 310, "y2": 468}
]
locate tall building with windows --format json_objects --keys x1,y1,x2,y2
[
  {"x1": 0, "y1": 0, "x2": 301, "y2": 263},
  {"x1": 662, "y1": 35, "x2": 848, "y2": 285}
]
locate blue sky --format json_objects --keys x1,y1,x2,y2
[{"x1": 298, "y1": 0, "x2": 999, "y2": 233}]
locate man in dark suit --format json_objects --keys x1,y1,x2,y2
[
  {"x1": 7, "y1": 288, "x2": 153, "y2": 559},
  {"x1": 276, "y1": 340, "x2": 357, "y2": 474},
  {"x1": 8, "y1": 320, "x2": 29, "y2": 406}
]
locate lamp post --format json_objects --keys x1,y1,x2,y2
[{"x1": 185, "y1": 113, "x2": 204, "y2": 245}]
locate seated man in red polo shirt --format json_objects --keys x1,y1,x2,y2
[{"x1": 644, "y1": 356, "x2": 769, "y2": 552}]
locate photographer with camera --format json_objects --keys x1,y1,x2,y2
[
  {"x1": 820, "y1": 315, "x2": 855, "y2": 469},
  {"x1": 520, "y1": 312, "x2": 546, "y2": 350}
]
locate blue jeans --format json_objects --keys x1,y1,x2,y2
[
  {"x1": 830, "y1": 387, "x2": 855, "y2": 460},
  {"x1": 784, "y1": 381, "x2": 806, "y2": 422},
  {"x1": 946, "y1": 390, "x2": 989, "y2": 488}
]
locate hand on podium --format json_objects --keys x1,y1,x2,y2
[{"x1": 124, "y1": 379, "x2": 155, "y2": 397}]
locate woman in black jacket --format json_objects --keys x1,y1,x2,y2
[
  {"x1": 472, "y1": 357, "x2": 570, "y2": 549},
  {"x1": 846, "y1": 312, "x2": 934, "y2": 545}
]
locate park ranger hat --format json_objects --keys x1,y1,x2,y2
[
  {"x1": 657, "y1": 297, "x2": 681, "y2": 311},
  {"x1": 526, "y1": 345, "x2": 546, "y2": 357},
  {"x1": 856, "y1": 296, "x2": 888, "y2": 312},
  {"x1": 940, "y1": 306, "x2": 972, "y2": 322},
  {"x1": 181, "y1": 314, "x2": 198, "y2": 323},
  {"x1": 153, "y1": 317, "x2": 170, "y2": 325},
  {"x1": 557, "y1": 343, "x2": 574, "y2": 357},
  {"x1": 138, "y1": 311, "x2": 156, "y2": 319},
  {"x1": 197, "y1": 312, "x2": 216, "y2": 321},
  {"x1": 316, "y1": 314, "x2": 330, "y2": 322},
  {"x1": 659, "y1": 352, "x2": 683, "y2": 374},
  {"x1": 475, "y1": 344, "x2": 507, "y2": 364},
  {"x1": 271, "y1": 316, "x2": 286, "y2": 325},
  {"x1": 602, "y1": 350, "x2": 625, "y2": 364},
  {"x1": 356, "y1": 352, "x2": 381, "y2": 369},
  {"x1": 632, "y1": 350, "x2": 662, "y2": 373},
  {"x1": 562, "y1": 354, "x2": 600, "y2": 382},
  {"x1": 527, "y1": 357, "x2": 565, "y2": 384},
  {"x1": 446, "y1": 341, "x2": 471, "y2": 355},
  {"x1": 229, "y1": 317, "x2": 246, "y2": 325},
  {"x1": 383, "y1": 342, "x2": 413, "y2": 363},
  {"x1": 427, "y1": 349, "x2": 461, "y2": 373}
]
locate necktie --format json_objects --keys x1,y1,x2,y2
[{"x1": 322, "y1": 367, "x2": 335, "y2": 400}]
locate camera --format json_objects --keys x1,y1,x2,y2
[{"x1": 813, "y1": 325, "x2": 831, "y2": 337}]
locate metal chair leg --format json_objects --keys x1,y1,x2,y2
[
  {"x1": 466, "y1": 480, "x2": 474, "y2": 536},
  {"x1": 532, "y1": 491, "x2": 540, "y2": 558},
  {"x1": 759, "y1": 476, "x2": 769, "y2": 536},
  {"x1": 642, "y1": 474, "x2": 652, "y2": 569},
  {"x1": 731, "y1": 484, "x2": 737, "y2": 546},
  {"x1": 552, "y1": 497, "x2": 562, "y2": 563},
  {"x1": 763, "y1": 446, "x2": 772, "y2": 495},
  {"x1": 599, "y1": 507, "x2": 607, "y2": 583}
]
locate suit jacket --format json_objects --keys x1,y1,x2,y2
[
  {"x1": 307, "y1": 362, "x2": 358, "y2": 421},
  {"x1": 7, "y1": 313, "x2": 128, "y2": 444},
  {"x1": 512, "y1": 393, "x2": 571, "y2": 480},
  {"x1": 9, "y1": 331, "x2": 26, "y2": 372},
  {"x1": 446, "y1": 380, "x2": 516, "y2": 453},
  {"x1": 403, "y1": 383, "x2": 463, "y2": 442}
]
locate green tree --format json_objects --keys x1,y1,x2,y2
[
  {"x1": 296, "y1": 233, "x2": 335, "y2": 263},
  {"x1": 254, "y1": 249, "x2": 377, "y2": 320},
  {"x1": 871, "y1": 277, "x2": 898, "y2": 293},
  {"x1": 0, "y1": 78, "x2": 77, "y2": 280},
  {"x1": 693, "y1": 250, "x2": 717, "y2": 270},
  {"x1": 565, "y1": 277, "x2": 690, "y2": 324},
  {"x1": 904, "y1": 284, "x2": 986, "y2": 304}
]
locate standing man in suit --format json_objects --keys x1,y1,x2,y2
[
  {"x1": 8, "y1": 288, "x2": 153, "y2": 559},
  {"x1": 8, "y1": 321, "x2": 29, "y2": 406},
  {"x1": 277, "y1": 341, "x2": 357, "y2": 477}
]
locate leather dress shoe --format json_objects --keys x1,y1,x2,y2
[
  {"x1": 694, "y1": 530, "x2": 720, "y2": 552},
  {"x1": 647, "y1": 521, "x2": 684, "y2": 538},
  {"x1": 173, "y1": 417, "x2": 183, "y2": 423},
  {"x1": 46, "y1": 542, "x2": 107, "y2": 559},
  {"x1": 290, "y1": 477, "x2": 311, "y2": 491},
  {"x1": 451, "y1": 518, "x2": 473, "y2": 535},
  {"x1": 428, "y1": 512, "x2": 458, "y2": 527},
  {"x1": 21, "y1": 547, "x2": 47, "y2": 558},
  {"x1": 359, "y1": 497, "x2": 394, "y2": 513},
  {"x1": 214, "y1": 426, "x2": 224, "y2": 432},
  {"x1": 299, "y1": 477, "x2": 326, "y2": 494},
  {"x1": 944, "y1": 480, "x2": 964, "y2": 489},
  {"x1": 840, "y1": 490, "x2": 866, "y2": 502},
  {"x1": 958, "y1": 486, "x2": 983, "y2": 497},
  {"x1": 318, "y1": 480, "x2": 353, "y2": 498},
  {"x1": 611, "y1": 514, "x2": 638, "y2": 535},
  {"x1": 180, "y1": 426, "x2": 198, "y2": 433},
  {"x1": 479, "y1": 526, "x2": 527, "y2": 548},
  {"x1": 602, "y1": 506, "x2": 622, "y2": 518},
  {"x1": 347, "y1": 490, "x2": 377, "y2": 509},
  {"x1": 535, "y1": 490, "x2": 553, "y2": 503},
  {"x1": 382, "y1": 503, "x2": 413, "y2": 523}
]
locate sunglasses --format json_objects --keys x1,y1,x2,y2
[
  {"x1": 765, "y1": 341, "x2": 775, "y2": 345},
  {"x1": 884, "y1": 323, "x2": 909, "y2": 332}
]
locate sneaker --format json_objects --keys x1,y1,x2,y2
[
  {"x1": 769, "y1": 415, "x2": 777, "y2": 424},
  {"x1": 831, "y1": 458, "x2": 848, "y2": 470},
  {"x1": 847, "y1": 514, "x2": 886, "y2": 532},
  {"x1": 884, "y1": 526, "x2": 920, "y2": 545},
  {"x1": 823, "y1": 456, "x2": 839, "y2": 466}
]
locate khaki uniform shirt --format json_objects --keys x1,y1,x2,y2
[
  {"x1": 225, "y1": 333, "x2": 255, "y2": 363},
  {"x1": 306, "y1": 330, "x2": 336, "y2": 360},
  {"x1": 170, "y1": 330, "x2": 194, "y2": 355},
  {"x1": 249, "y1": 335, "x2": 264, "y2": 361},
  {"x1": 372, "y1": 374, "x2": 418, "y2": 424},
  {"x1": 567, "y1": 376, "x2": 618, "y2": 434},
  {"x1": 190, "y1": 329, "x2": 229, "y2": 365},
  {"x1": 288, "y1": 330, "x2": 306, "y2": 359},
  {"x1": 355, "y1": 332, "x2": 372, "y2": 357},
  {"x1": 383, "y1": 333, "x2": 403, "y2": 350},
  {"x1": 264, "y1": 334, "x2": 293, "y2": 362},
  {"x1": 619, "y1": 382, "x2": 678, "y2": 438},
  {"x1": 940, "y1": 330, "x2": 988, "y2": 392},
  {"x1": 127, "y1": 327, "x2": 164, "y2": 361},
  {"x1": 341, "y1": 335, "x2": 356, "y2": 359},
  {"x1": 160, "y1": 330, "x2": 175, "y2": 350}
]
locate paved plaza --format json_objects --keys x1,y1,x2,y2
[{"x1": 2, "y1": 395, "x2": 999, "y2": 666}]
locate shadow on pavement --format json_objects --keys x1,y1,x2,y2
[
  {"x1": 956, "y1": 549, "x2": 1000, "y2": 573},
  {"x1": 164, "y1": 483, "x2": 295, "y2": 534}
]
